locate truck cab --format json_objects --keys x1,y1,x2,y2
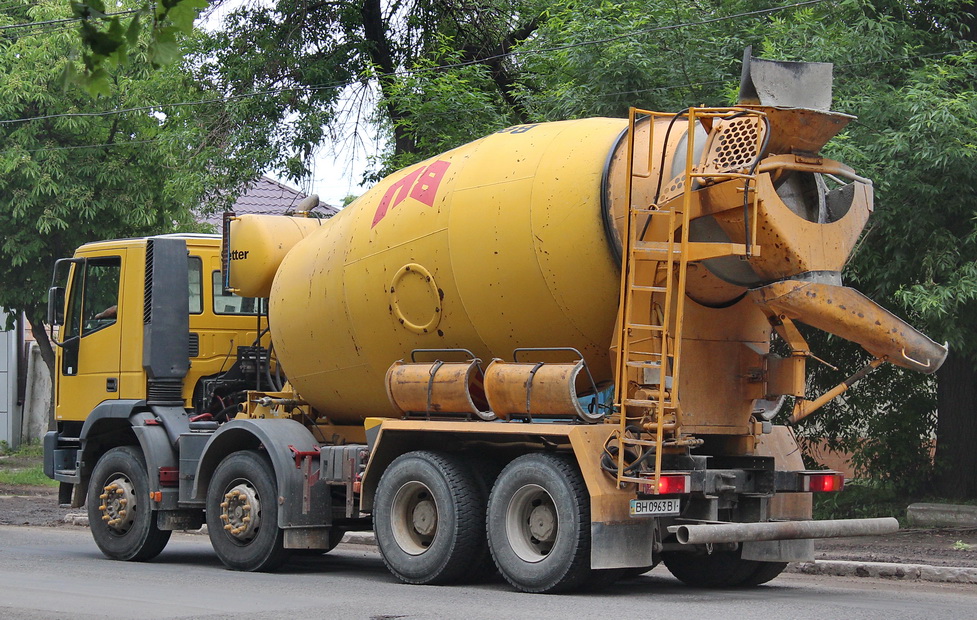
[{"x1": 46, "y1": 235, "x2": 271, "y2": 506}]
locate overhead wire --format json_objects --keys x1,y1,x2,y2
[
  {"x1": 0, "y1": 9, "x2": 139, "y2": 32},
  {"x1": 0, "y1": 0, "x2": 835, "y2": 127},
  {"x1": 0, "y1": 1, "x2": 967, "y2": 156},
  {"x1": 1, "y1": 43, "x2": 964, "y2": 157}
]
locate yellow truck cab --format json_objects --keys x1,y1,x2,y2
[
  {"x1": 43, "y1": 234, "x2": 322, "y2": 548},
  {"x1": 51, "y1": 234, "x2": 268, "y2": 428}
]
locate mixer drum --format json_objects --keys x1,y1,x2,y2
[{"x1": 270, "y1": 119, "x2": 629, "y2": 422}]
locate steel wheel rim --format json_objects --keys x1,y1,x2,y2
[
  {"x1": 98, "y1": 474, "x2": 137, "y2": 534},
  {"x1": 505, "y1": 483, "x2": 557, "y2": 563},
  {"x1": 390, "y1": 481, "x2": 438, "y2": 555},
  {"x1": 219, "y1": 481, "x2": 262, "y2": 545}
]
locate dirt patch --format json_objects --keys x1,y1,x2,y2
[
  {"x1": 0, "y1": 483, "x2": 74, "y2": 527},
  {"x1": 815, "y1": 529, "x2": 977, "y2": 568}
]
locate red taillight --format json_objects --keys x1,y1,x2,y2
[
  {"x1": 803, "y1": 473, "x2": 845, "y2": 492},
  {"x1": 158, "y1": 466, "x2": 179, "y2": 488},
  {"x1": 658, "y1": 475, "x2": 688, "y2": 494},
  {"x1": 643, "y1": 474, "x2": 689, "y2": 495}
]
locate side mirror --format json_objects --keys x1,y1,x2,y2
[{"x1": 47, "y1": 286, "x2": 65, "y2": 326}]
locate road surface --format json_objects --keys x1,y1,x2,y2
[{"x1": 1, "y1": 526, "x2": 974, "y2": 619}]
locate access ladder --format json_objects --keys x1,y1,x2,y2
[{"x1": 612, "y1": 107, "x2": 767, "y2": 492}]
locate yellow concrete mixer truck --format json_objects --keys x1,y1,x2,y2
[{"x1": 43, "y1": 53, "x2": 947, "y2": 593}]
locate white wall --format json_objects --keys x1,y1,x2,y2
[{"x1": 0, "y1": 309, "x2": 21, "y2": 449}]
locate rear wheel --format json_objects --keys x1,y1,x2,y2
[
  {"x1": 662, "y1": 547, "x2": 784, "y2": 587},
  {"x1": 206, "y1": 450, "x2": 290, "y2": 572},
  {"x1": 374, "y1": 451, "x2": 487, "y2": 585},
  {"x1": 741, "y1": 560, "x2": 788, "y2": 586},
  {"x1": 87, "y1": 446, "x2": 171, "y2": 561},
  {"x1": 486, "y1": 453, "x2": 591, "y2": 593}
]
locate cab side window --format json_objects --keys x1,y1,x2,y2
[
  {"x1": 64, "y1": 257, "x2": 122, "y2": 340},
  {"x1": 189, "y1": 258, "x2": 203, "y2": 314},
  {"x1": 212, "y1": 271, "x2": 263, "y2": 315}
]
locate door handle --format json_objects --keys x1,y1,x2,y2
[{"x1": 106, "y1": 377, "x2": 118, "y2": 393}]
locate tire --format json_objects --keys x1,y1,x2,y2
[
  {"x1": 662, "y1": 547, "x2": 767, "y2": 588},
  {"x1": 486, "y1": 453, "x2": 591, "y2": 593},
  {"x1": 206, "y1": 450, "x2": 290, "y2": 572},
  {"x1": 374, "y1": 451, "x2": 487, "y2": 585},
  {"x1": 87, "y1": 446, "x2": 171, "y2": 561},
  {"x1": 741, "y1": 560, "x2": 788, "y2": 586}
]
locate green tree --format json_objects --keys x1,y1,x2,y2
[
  {"x1": 189, "y1": 0, "x2": 545, "y2": 180},
  {"x1": 67, "y1": 0, "x2": 544, "y2": 175},
  {"x1": 0, "y1": 0, "x2": 252, "y2": 374},
  {"x1": 756, "y1": 0, "x2": 977, "y2": 497}
]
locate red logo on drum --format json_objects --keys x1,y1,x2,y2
[{"x1": 371, "y1": 160, "x2": 451, "y2": 228}]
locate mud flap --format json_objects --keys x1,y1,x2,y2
[{"x1": 742, "y1": 538, "x2": 814, "y2": 562}]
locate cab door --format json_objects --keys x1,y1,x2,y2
[{"x1": 55, "y1": 253, "x2": 125, "y2": 422}]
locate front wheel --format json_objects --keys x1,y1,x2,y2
[
  {"x1": 87, "y1": 446, "x2": 171, "y2": 561},
  {"x1": 486, "y1": 453, "x2": 591, "y2": 593},
  {"x1": 206, "y1": 450, "x2": 290, "y2": 572}
]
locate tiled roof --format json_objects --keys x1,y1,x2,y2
[{"x1": 199, "y1": 176, "x2": 339, "y2": 225}]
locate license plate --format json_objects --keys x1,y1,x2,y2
[{"x1": 629, "y1": 498, "x2": 680, "y2": 517}]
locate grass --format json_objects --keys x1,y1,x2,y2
[
  {"x1": 0, "y1": 441, "x2": 58, "y2": 487},
  {"x1": 0, "y1": 466, "x2": 57, "y2": 487},
  {"x1": 0, "y1": 441, "x2": 43, "y2": 458},
  {"x1": 813, "y1": 481, "x2": 906, "y2": 522}
]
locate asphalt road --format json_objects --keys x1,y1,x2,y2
[{"x1": 1, "y1": 526, "x2": 975, "y2": 620}]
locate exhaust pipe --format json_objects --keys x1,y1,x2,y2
[{"x1": 673, "y1": 517, "x2": 898, "y2": 545}]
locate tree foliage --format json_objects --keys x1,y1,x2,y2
[
  {"x1": 755, "y1": 0, "x2": 977, "y2": 496},
  {"x1": 0, "y1": 0, "x2": 252, "y2": 372},
  {"x1": 187, "y1": 0, "x2": 545, "y2": 181}
]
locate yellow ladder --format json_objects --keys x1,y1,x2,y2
[{"x1": 612, "y1": 107, "x2": 767, "y2": 492}]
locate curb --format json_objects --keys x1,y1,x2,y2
[
  {"x1": 342, "y1": 531, "x2": 377, "y2": 546},
  {"x1": 62, "y1": 516, "x2": 976, "y2": 584},
  {"x1": 907, "y1": 503, "x2": 977, "y2": 528},
  {"x1": 788, "y1": 560, "x2": 977, "y2": 584},
  {"x1": 63, "y1": 514, "x2": 378, "y2": 547}
]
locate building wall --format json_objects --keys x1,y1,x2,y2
[{"x1": 1, "y1": 310, "x2": 21, "y2": 449}]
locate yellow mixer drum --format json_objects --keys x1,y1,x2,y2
[{"x1": 270, "y1": 119, "x2": 627, "y2": 423}]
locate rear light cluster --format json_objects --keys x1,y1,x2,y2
[
  {"x1": 802, "y1": 472, "x2": 845, "y2": 492},
  {"x1": 639, "y1": 474, "x2": 690, "y2": 495}
]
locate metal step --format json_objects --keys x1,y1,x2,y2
[
  {"x1": 625, "y1": 323, "x2": 665, "y2": 332},
  {"x1": 630, "y1": 284, "x2": 668, "y2": 293}
]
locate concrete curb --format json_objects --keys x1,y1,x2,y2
[
  {"x1": 62, "y1": 516, "x2": 976, "y2": 584},
  {"x1": 788, "y1": 559, "x2": 977, "y2": 584},
  {"x1": 63, "y1": 514, "x2": 379, "y2": 547},
  {"x1": 907, "y1": 503, "x2": 977, "y2": 528},
  {"x1": 343, "y1": 531, "x2": 377, "y2": 546}
]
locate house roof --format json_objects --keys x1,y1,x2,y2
[{"x1": 199, "y1": 176, "x2": 339, "y2": 225}]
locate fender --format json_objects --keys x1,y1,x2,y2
[
  {"x1": 51, "y1": 400, "x2": 181, "y2": 510},
  {"x1": 193, "y1": 418, "x2": 330, "y2": 529}
]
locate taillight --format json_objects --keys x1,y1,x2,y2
[
  {"x1": 640, "y1": 474, "x2": 690, "y2": 495},
  {"x1": 803, "y1": 472, "x2": 845, "y2": 492},
  {"x1": 158, "y1": 466, "x2": 179, "y2": 488}
]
